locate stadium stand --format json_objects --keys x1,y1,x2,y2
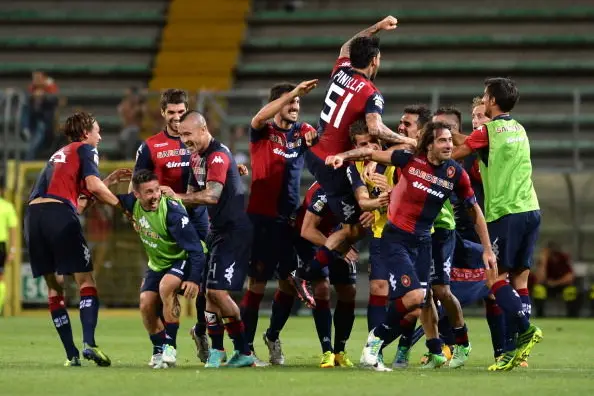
[{"x1": 234, "y1": 2, "x2": 594, "y2": 169}]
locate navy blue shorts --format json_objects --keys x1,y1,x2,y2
[
  {"x1": 294, "y1": 237, "x2": 357, "y2": 285},
  {"x1": 140, "y1": 259, "x2": 191, "y2": 293},
  {"x1": 381, "y1": 223, "x2": 432, "y2": 300},
  {"x1": 305, "y1": 151, "x2": 361, "y2": 225},
  {"x1": 25, "y1": 203, "x2": 92, "y2": 278},
  {"x1": 453, "y1": 232, "x2": 484, "y2": 270},
  {"x1": 368, "y1": 237, "x2": 388, "y2": 281},
  {"x1": 248, "y1": 214, "x2": 298, "y2": 281},
  {"x1": 206, "y1": 225, "x2": 252, "y2": 291},
  {"x1": 451, "y1": 280, "x2": 490, "y2": 306},
  {"x1": 430, "y1": 228, "x2": 455, "y2": 286},
  {"x1": 488, "y1": 210, "x2": 541, "y2": 272}
]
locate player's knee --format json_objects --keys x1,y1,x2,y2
[
  {"x1": 247, "y1": 277, "x2": 266, "y2": 294},
  {"x1": 432, "y1": 284, "x2": 451, "y2": 302},
  {"x1": 139, "y1": 293, "x2": 157, "y2": 316},
  {"x1": 344, "y1": 223, "x2": 363, "y2": 244},
  {"x1": 206, "y1": 289, "x2": 227, "y2": 306},
  {"x1": 402, "y1": 288, "x2": 425, "y2": 309},
  {"x1": 336, "y1": 284, "x2": 356, "y2": 302},
  {"x1": 313, "y1": 280, "x2": 330, "y2": 300},
  {"x1": 370, "y1": 280, "x2": 388, "y2": 296},
  {"x1": 277, "y1": 279, "x2": 295, "y2": 295},
  {"x1": 158, "y1": 276, "x2": 179, "y2": 299}
]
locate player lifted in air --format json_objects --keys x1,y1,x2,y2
[
  {"x1": 25, "y1": 112, "x2": 131, "y2": 367},
  {"x1": 161, "y1": 111, "x2": 255, "y2": 368},
  {"x1": 240, "y1": 79, "x2": 318, "y2": 365},
  {"x1": 453, "y1": 78, "x2": 542, "y2": 371},
  {"x1": 133, "y1": 89, "x2": 211, "y2": 362},
  {"x1": 327, "y1": 121, "x2": 496, "y2": 371},
  {"x1": 118, "y1": 170, "x2": 206, "y2": 369},
  {"x1": 305, "y1": 15, "x2": 415, "y2": 277}
]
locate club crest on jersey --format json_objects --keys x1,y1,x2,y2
[
  {"x1": 401, "y1": 275, "x2": 411, "y2": 287},
  {"x1": 447, "y1": 166, "x2": 456, "y2": 178}
]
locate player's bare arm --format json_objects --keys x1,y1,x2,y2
[
  {"x1": 452, "y1": 133, "x2": 468, "y2": 146},
  {"x1": 301, "y1": 211, "x2": 327, "y2": 247},
  {"x1": 326, "y1": 147, "x2": 394, "y2": 169},
  {"x1": 452, "y1": 143, "x2": 473, "y2": 160},
  {"x1": 339, "y1": 15, "x2": 398, "y2": 58},
  {"x1": 366, "y1": 113, "x2": 416, "y2": 147},
  {"x1": 84, "y1": 175, "x2": 120, "y2": 206},
  {"x1": 171, "y1": 181, "x2": 223, "y2": 206},
  {"x1": 251, "y1": 79, "x2": 318, "y2": 129},
  {"x1": 468, "y1": 202, "x2": 497, "y2": 271},
  {"x1": 354, "y1": 186, "x2": 389, "y2": 212}
]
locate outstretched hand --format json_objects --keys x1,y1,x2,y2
[{"x1": 293, "y1": 79, "x2": 319, "y2": 97}]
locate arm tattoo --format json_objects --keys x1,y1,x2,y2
[
  {"x1": 172, "y1": 297, "x2": 181, "y2": 319},
  {"x1": 340, "y1": 148, "x2": 373, "y2": 161},
  {"x1": 206, "y1": 181, "x2": 223, "y2": 201}
]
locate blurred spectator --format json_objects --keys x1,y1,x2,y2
[
  {"x1": 21, "y1": 71, "x2": 59, "y2": 160},
  {"x1": 117, "y1": 87, "x2": 144, "y2": 160},
  {"x1": 532, "y1": 241, "x2": 578, "y2": 317}
]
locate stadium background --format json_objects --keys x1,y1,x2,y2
[{"x1": 1, "y1": 0, "x2": 593, "y2": 317}]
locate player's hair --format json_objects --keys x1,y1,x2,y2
[
  {"x1": 132, "y1": 169, "x2": 159, "y2": 190},
  {"x1": 403, "y1": 104, "x2": 432, "y2": 128},
  {"x1": 416, "y1": 121, "x2": 451, "y2": 155},
  {"x1": 63, "y1": 112, "x2": 96, "y2": 142},
  {"x1": 179, "y1": 110, "x2": 206, "y2": 125},
  {"x1": 160, "y1": 88, "x2": 188, "y2": 111},
  {"x1": 349, "y1": 36, "x2": 380, "y2": 69},
  {"x1": 268, "y1": 82, "x2": 297, "y2": 102},
  {"x1": 484, "y1": 77, "x2": 519, "y2": 113},
  {"x1": 434, "y1": 107, "x2": 462, "y2": 128},
  {"x1": 471, "y1": 96, "x2": 483, "y2": 109},
  {"x1": 349, "y1": 119, "x2": 369, "y2": 143}
]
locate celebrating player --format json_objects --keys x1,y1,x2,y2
[
  {"x1": 295, "y1": 181, "x2": 358, "y2": 368},
  {"x1": 452, "y1": 78, "x2": 542, "y2": 371},
  {"x1": 25, "y1": 112, "x2": 130, "y2": 367},
  {"x1": 305, "y1": 15, "x2": 414, "y2": 276},
  {"x1": 133, "y1": 89, "x2": 211, "y2": 362},
  {"x1": 327, "y1": 121, "x2": 496, "y2": 371},
  {"x1": 240, "y1": 80, "x2": 318, "y2": 365},
  {"x1": 162, "y1": 111, "x2": 254, "y2": 368},
  {"x1": 119, "y1": 170, "x2": 205, "y2": 369},
  {"x1": 397, "y1": 105, "x2": 432, "y2": 140}
]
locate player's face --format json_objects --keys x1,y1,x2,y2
[
  {"x1": 430, "y1": 128, "x2": 453, "y2": 161},
  {"x1": 279, "y1": 94, "x2": 300, "y2": 123},
  {"x1": 472, "y1": 104, "x2": 490, "y2": 129},
  {"x1": 432, "y1": 114, "x2": 459, "y2": 134},
  {"x1": 370, "y1": 52, "x2": 381, "y2": 81},
  {"x1": 84, "y1": 121, "x2": 102, "y2": 147},
  {"x1": 161, "y1": 103, "x2": 187, "y2": 135},
  {"x1": 353, "y1": 133, "x2": 381, "y2": 151},
  {"x1": 482, "y1": 88, "x2": 496, "y2": 118},
  {"x1": 134, "y1": 180, "x2": 161, "y2": 211},
  {"x1": 179, "y1": 121, "x2": 208, "y2": 153},
  {"x1": 398, "y1": 113, "x2": 421, "y2": 138}
]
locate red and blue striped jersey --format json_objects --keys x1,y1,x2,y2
[
  {"x1": 310, "y1": 56, "x2": 384, "y2": 159},
  {"x1": 387, "y1": 150, "x2": 476, "y2": 236},
  {"x1": 28, "y1": 142, "x2": 100, "y2": 211},
  {"x1": 134, "y1": 130, "x2": 191, "y2": 194},
  {"x1": 247, "y1": 121, "x2": 315, "y2": 220}
]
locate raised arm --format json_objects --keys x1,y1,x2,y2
[
  {"x1": 339, "y1": 16, "x2": 398, "y2": 58},
  {"x1": 251, "y1": 79, "x2": 318, "y2": 130},
  {"x1": 325, "y1": 147, "x2": 395, "y2": 169}
]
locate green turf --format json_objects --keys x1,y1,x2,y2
[{"x1": 0, "y1": 315, "x2": 592, "y2": 396}]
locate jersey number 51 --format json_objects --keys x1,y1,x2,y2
[{"x1": 320, "y1": 83, "x2": 353, "y2": 129}]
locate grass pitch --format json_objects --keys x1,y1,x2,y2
[{"x1": 0, "y1": 313, "x2": 592, "y2": 396}]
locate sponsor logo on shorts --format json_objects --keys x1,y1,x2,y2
[
  {"x1": 224, "y1": 262, "x2": 236, "y2": 284},
  {"x1": 389, "y1": 273, "x2": 397, "y2": 291},
  {"x1": 341, "y1": 201, "x2": 355, "y2": 221}
]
